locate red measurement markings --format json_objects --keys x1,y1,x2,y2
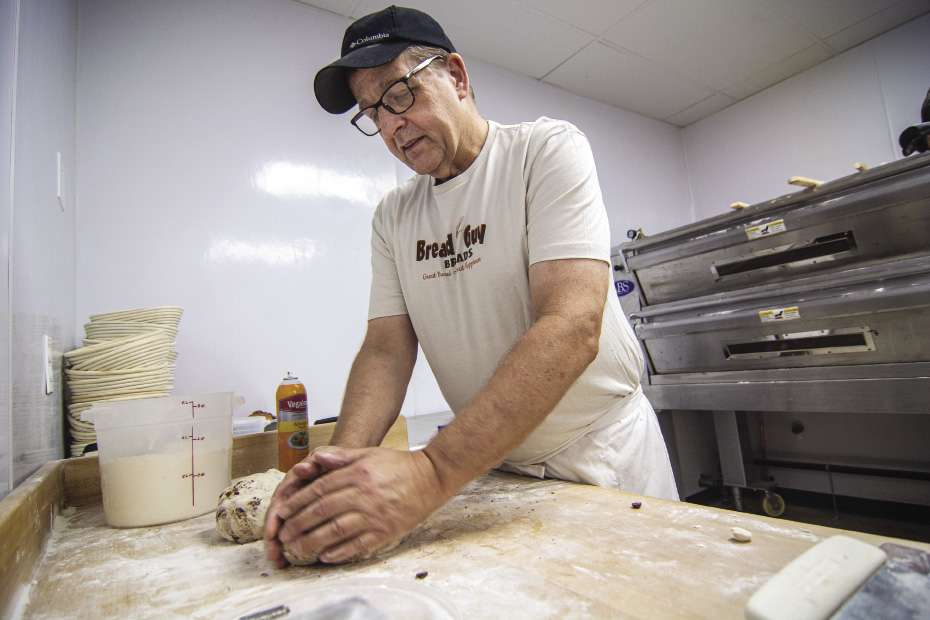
[{"x1": 181, "y1": 400, "x2": 206, "y2": 506}]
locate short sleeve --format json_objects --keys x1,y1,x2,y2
[
  {"x1": 525, "y1": 122, "x2": 611, "y2": 266},
  {"x1": 368, "y1": 201, "x2": 408, "y2": 320}
]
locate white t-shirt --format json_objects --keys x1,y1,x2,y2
[{"x1": 369, "y1": 117, "x2": 645, "y2": 466}]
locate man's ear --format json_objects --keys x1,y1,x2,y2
[{"x1": 445, "y1": 53, "x2": 470, "y2": 101}]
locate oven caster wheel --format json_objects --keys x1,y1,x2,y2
[{"x1": 762, "y1": 492, "x2": 786, "y2": 517}]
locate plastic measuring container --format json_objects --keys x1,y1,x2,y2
[{"x1": 83, "y1": 392, "x2": 237, "y2": 528}]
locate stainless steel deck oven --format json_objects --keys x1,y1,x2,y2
[
  {"x1": 621, "y1": 153, "x2": 930, "y2": 306},
  {"x1": 618, "y1": 153, "x2": 930, "y2": 511}
]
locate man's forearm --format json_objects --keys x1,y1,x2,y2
[
  {"x1": 330, "y1": 344, "x2": 415, "y2": 448},
  {"x1": 422, "y1": 311, "x2": 599, "y2": 495}
]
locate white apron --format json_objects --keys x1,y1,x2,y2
[{"x1": 500, "y1": 387, "x2": 679, "y2": 501}]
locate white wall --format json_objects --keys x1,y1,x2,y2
[
  {"x1": 0, "y1": 0, "x2": 16, "y2": 496},
  {"x1": 8, "y1": 0, "x2": 78, "y2": 487},
  {"x1": 468, "y1": 61, "x2": 693, "y2": 240},
  {"x1": 75, "y1": 0, "x2": 693, "y2": 421},
  {"x1": 683, "y1": 13, "x2": 930, "y2": 220}
]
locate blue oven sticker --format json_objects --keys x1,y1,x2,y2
[{"x1": 615, "y1": 279, "x2": 636, "y2": 297}]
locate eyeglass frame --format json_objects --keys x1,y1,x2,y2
[{"x1": 350, "y1": 54, "x2": 444, "y2": 136}]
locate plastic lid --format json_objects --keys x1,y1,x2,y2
[{"x1": 233, "y1": 417, "x2": 266, "y2": 436}]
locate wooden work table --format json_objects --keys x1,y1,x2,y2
[{"x1": 4, "y1": 434, "x2": 929, "y2": 619}]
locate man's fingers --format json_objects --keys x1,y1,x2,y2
[
  {"x1": 275, "y1": 461, "x2": 322, "y2": 501},
  {"x1": 276, "y1": 468, "x2": 359, "y2": 524},
  {"x1": 319, "y1": 532, "x2": 383, "y2": 564},
  {"x1": 270, "y1": 449, "x2": 353, "y2": 514},
  {"x1": 265, "y1": 459, "x2": 327, "y2": 541},
  {"x1": 265, "y1": 484, "x2": 298, "y2": 542},
  {"x1": 284, "y1": 512, "x2": 370, "y2": 562},
  {"x1": 291, "y1": 460, "x2": 321, "y2": 480},
  {"x1": 276, "y1": 459, "x2": 373, "y2": 521},
  {"x1": 278, "y1": 487, "x2": 366, "y2": 543},
  {"x1": 310, "y1": 446, "x2": 366, "y2": 471},
  {"x1": 264, "y1": 511, "x2": 282, "y2": 541},
  {"x1": 264, "y1": 533, "x2": 289, "y2": 568}
]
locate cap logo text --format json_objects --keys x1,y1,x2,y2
[{"x1": 350, "y1": 32, "x2": 390, "y2": 49}]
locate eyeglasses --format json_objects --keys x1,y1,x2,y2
[{"x1": 351, "y1": 55, "x2": 443, "y2": 136}]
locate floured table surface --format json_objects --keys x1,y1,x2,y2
[{"x1": 19, "y1": 473, "x2": 927, "y2": 619}]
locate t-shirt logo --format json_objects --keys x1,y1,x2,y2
[
  {"x1": 416, "y1": 223, "x2": 486, "y2": 262},
  {"x1": 416, "y1": 223, "x2": 487, "y2": 273}
]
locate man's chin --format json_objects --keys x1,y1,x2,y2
[{"x1": 404, "y1": 157, "x2": 438, "y2": 177}]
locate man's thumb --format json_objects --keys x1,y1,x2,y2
[{"x1": 312, "y1": 445, "x2": 363, "y2": 469}]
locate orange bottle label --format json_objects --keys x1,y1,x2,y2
[{"x1": 277, "y1": 382, "x2": 309, "y2": 471}]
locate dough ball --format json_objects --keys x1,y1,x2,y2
[
  {"x1": 730, "y1": 526, "x2": 753, "y2": 543},
  {"x1": 215, "y1": 469, "x2": 285, "y2": 543}
]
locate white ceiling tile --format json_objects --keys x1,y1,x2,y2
[
  {"x1": 519, "y1": 0, "x2": 648, "y2": 35},
  {"x1": 665, "y1": 92, "x2": 736, "y2": 126},
  {"x1": 602, "y1": 0, "x2": 817, "y2": 91},
  {"x1": 543, "y1": 42, "x2": 713, "y2": 120},
  {"x1": 353, "y1": 0, "x2": 594, "y2": 78},
  {"x1": 758, "y1": 0, "x2": 896, "y2": 39},
  {"x1": 826, "y1": 0, "x2": 930, "y2": 53},
  {"x1": 295, "y1": 0, "x2": 358, "y2": 18},
  {"x1": 297, "y1": 0, "x2": 916, "y2": 121},
  {"x1": 722, "y1": 43, "x2": 833, "y2": 99}
]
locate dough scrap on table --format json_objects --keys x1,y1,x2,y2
[
  {"x1": 730, "y1": 526, "x2": 753, "y2": 543},
  {"x1": 215, "y1": 469, "x2": 285, "y2": 544}
]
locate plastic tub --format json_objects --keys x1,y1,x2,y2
[
  {"x1": 233, "y1": 416, "x2": 267, "y2": 437},
  {"x1": 83, "y1": 392, "x2": 237, "y2": 527}
]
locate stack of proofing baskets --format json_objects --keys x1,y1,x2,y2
[{"x1": 64, "y1": 306, "x2": 183, "y2": 457}]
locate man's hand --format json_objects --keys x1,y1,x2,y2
[
  {"x1": 264, "y1": 455, "x2": 328, "y2": 568},
  {"x1": 269, "y1": 447, "x2": 453, "y2": 565}
]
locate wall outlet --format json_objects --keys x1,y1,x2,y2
[{"x1": 43, "y1": 335, "x2": 54, "y2": 395}]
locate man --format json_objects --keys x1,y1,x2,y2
[{"x1": 265, "y1": 5, "x2": 677, "y2": 567}]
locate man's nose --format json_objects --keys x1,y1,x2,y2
[{"x1": 380, "y1": 110, "x2": 406, "y2": 142}]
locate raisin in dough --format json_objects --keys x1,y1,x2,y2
[{"x1": 215, "y1": 469, "x2": 284, "y2": 543}]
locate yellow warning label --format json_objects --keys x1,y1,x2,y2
[
  {"x1": 745, "y1": 218, "x2": 787, "y2": 240},
  {"x1": 759, "y1": 306, "x2": 800, "y2": 322}
]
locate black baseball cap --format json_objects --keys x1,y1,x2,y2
[{"x1": 314, "y1": 5, "x2": 456, "y2": 115}]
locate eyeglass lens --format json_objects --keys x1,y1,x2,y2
[{"x1": 354, "y1": 81, "x2": 415, "y2": 135}]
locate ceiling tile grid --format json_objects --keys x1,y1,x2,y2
[
  {"x1": 353, "y1": 0, "x2": 595, "y2": 78},
  {"x1": 543, "y1": 41, "x2": 714, "y2": 120},
  {"x1": 295, "y1": 0, "x2": 930, "y2": 126},
  {"x1": 825, "y1": 0, "x2": 930, "y2": 53},
  {"x1": 757, "y1": 0, "x2": 899, "y2": 40},
  {"x1": 721, "y1": 42, "x2": 834, "y2": 100},
  {"x1": 517, "y1": 0, "x2": 649, "y2": 36},
  {"x1": 601, "y1": 0, "x2": 819, "y2": 93},
  {"x1": 665, "y1": 92, "x2": 737, "y2": 127}
]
